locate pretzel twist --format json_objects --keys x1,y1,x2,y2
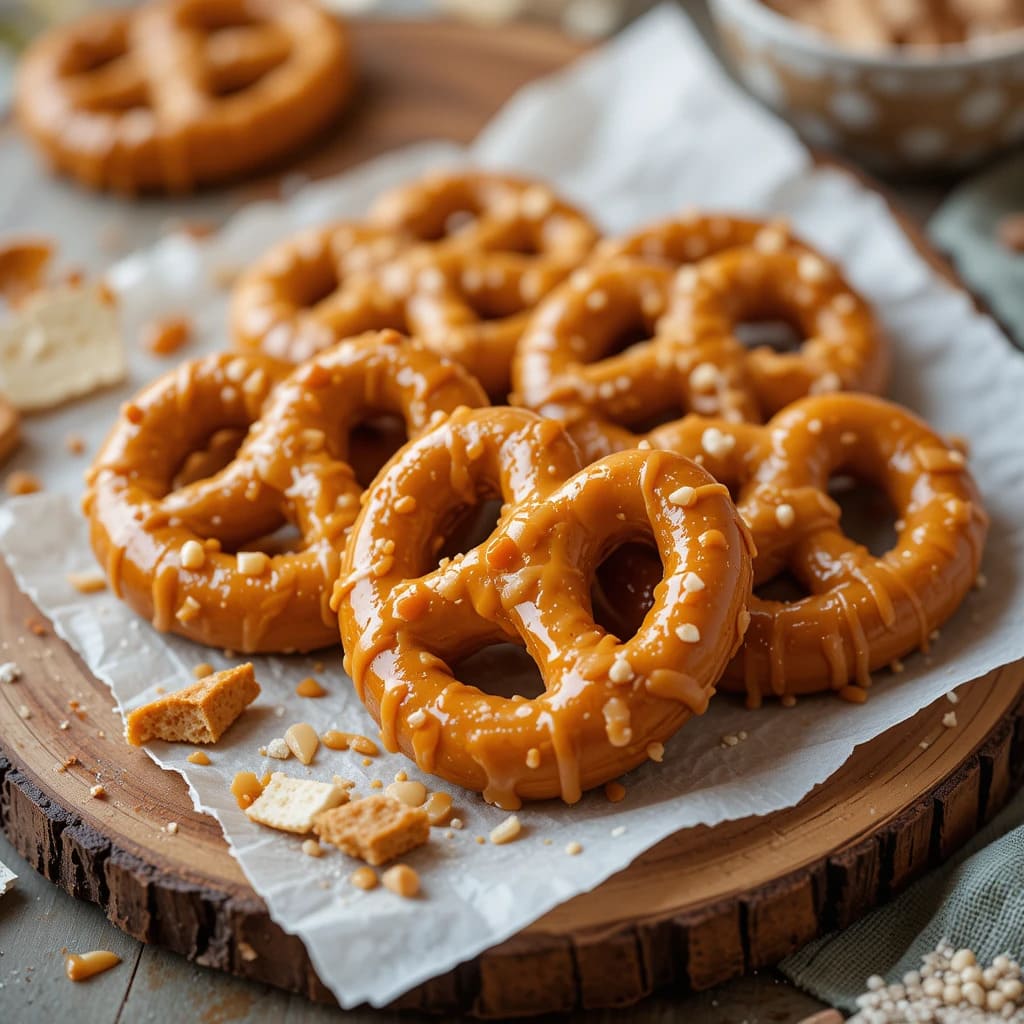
[
  {"x1": 16, "y1": 0, "x2": 352, "y2": 193},
  {"x1": 333, "y1": 406, "x2": 754, "y2": 808},
  {"x1": 231, "y1": 171, "x2": 599, "y2": 396},
  {"x1": 515, "y1": 219, "x2": 887, "y2": 457},
  {"x1": 593, "y1": 394, "x2": 988, "y2": 705},
  {"x1": 84, "y1": 331, "x2": 487, "y2": 653}
]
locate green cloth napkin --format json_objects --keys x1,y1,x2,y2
[
  {"x1": 780, "y1": 785, "x2": 1024, "y2": 1013},
  {"x1": 931, "y1": 152, "x2": 1024, "y2": 353}
]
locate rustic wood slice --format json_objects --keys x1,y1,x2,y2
[{"x1": 1, "y1": 15, "x2": 1021, "y2": 1020}]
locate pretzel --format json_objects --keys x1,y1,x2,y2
[
  {"x1": 84, "y1": 331, "x2": 487, "y2": 653},
  {"x1": 231, "y1": 172, "x2": 599, "y2": 396},
  {"x1": 16, "y1": 0, "x2": 352, "y2": 194},
  {"x1": 592, "y1": 394, "x2": 988, "y2": 706},
  {"x1": 515, "y1": 239, "x2": 887, "y2": 458},
  {"x1": 332, "y1": 406, "x2": 754, "y2": 808}
]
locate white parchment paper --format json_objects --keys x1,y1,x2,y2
[{"x1": 2, "y1": 6, "x2": 1024, "y2": 1007}]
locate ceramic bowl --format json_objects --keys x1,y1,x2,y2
[{"x1": 709, "y1": 0, "x2": 1024, "y2": 173}]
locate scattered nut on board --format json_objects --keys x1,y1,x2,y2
[
  {"x1": 381, "y1": 864, "x2": 420, "y2": 899},
  {"x1": 65, "y1": 950, "x2": 121, "y2": 982},
  {"x1": 141, "y1": 315, "x2": 192, "y2": 357}
]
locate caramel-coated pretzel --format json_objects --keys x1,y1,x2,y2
[
  {"x1": 593, "y1": 394, "x2": 987, "y2": 706},
  {"x1": 515, "y1": 239, "x2": 887, "y2": 461},
  {"x1": 84, "y1": 331, "x2": 487, "y2": 653},
  {"x1": 231, "y1": 171, "x2": 599, "y2": 396},
  {"x1": 333, "y1": 406, "x2": 754, "y2": 808},
  {"x1": 16, "y1": 0, "x2": 352, "y2": 193}
]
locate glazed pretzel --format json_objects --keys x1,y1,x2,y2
[
  {"x1": 231, "y1": 171, "x2": 599, "y2": 396},
  {"x1": 516, "y1": 238, "x2": 887, "y2": 460},
  {"x1": 16, "y1": 0, "x2": 352, "y2": 193},
  {"x1": 84, "y1": 331, "x2": 487, "y2": 653},
  {"x1": 512, "y1": 257, "x2": 762, "y2": 460},
  {"x1": 332, "y1": 406, "x2": 754, "y2": 809},
  {"x1": 593, "y1": 394, "x2": 987, "y2": 706}
]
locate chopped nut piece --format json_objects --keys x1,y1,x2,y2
[
  {"x1": 125, "y1": 663, "x2": 260, "y2": 745},
  {"x1": 449, "y1": 817, "x2": 464, "y2": 830},
  {"x1": 565, "y1": 841, "x2": 583, "y2": 856},
  {"x1": 313, "y1": 795, "x2": 429, "y2": 866},
  {"x1": 6, "y1": 470, "x2": 41, "y2": 496},
  {"x1": 423, "y1": 791, "x2": 452, "y2": 826},
  {"x1": 0, "y1": 662, "x2": 22, "y2": 684},
  {"x1": 165, "y1": 822, "x2": 179, "y2": 834},
  {"x1": 295, "y1": 677, "x2": 326, "y2": 698},
  {"x1": 230, "y1": 771, "x2": 264, "y2": 810},
  {"x1": 237, "y1": 550, "x2": 270, "y2": 576},
  {"x1": 320, "y1": 730, "x2": 379, "y2": 756},
  {"x1": 942, "y1": 711, "x2": 958, "y2": 728},
  {"x1": 525, "y1": 747, "x2": 541, "y2": 769},
  {"x1": 179, "y1": 539, "x2": 206, "y2": 571},
  {"x1": 302, "y1": 838, "x2": 323, "y2": 858},
  {"x1": 89, "y1": 784, "x2": 106, "y2": 799},
  {"x1": 17, "y1": 704, "x2": 31, "y2": 719},
  {"x1": 489, "y1": 814, "x2": 522, "y2": 845},
  {"x1": 604, "y1": 781, "x2": 626, "y2": 803},
  {"x1": 193, "y1": 662, "x2": 214, "y2": 679},
  {"x1": 187, "y1": 751, "x2": 211, "y2": 766},
  {"x1": 175, "y1": 596, "x2": 201, "y2": 624},
  {"x1": 646, "y1": 741, "x2": 664, "y2": 763},
  {"x1": 284, "y1": 722, "x2": 319, "y2": 765},
  {"x1": 350, "y1": 866, "x2": 378, "y2": 890},
  {"x1": 675, "y1": 623, "x2": 700, "y2": 644},
  {"x1": 246, "y1": 772, "x2": 349, "y2": 834},
  {"x1": 385, "y1": 780, "x2": 427, "y2": 808},
  {"x1": 382, "y1": 864, "x2": 420, "y2": 898},
  {"x1": 67, "y1": 571, "x2": 107, "y2": 594}
]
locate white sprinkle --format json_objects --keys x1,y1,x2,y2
[
  {"x1": 689, "y1": 362, "x2": 720, "y2": 392},
  {"x1": 775, "y1": 503, "x2": 796, "y2": 528},
  {"x1": 407, "y1": 709, "x2": 427, "y2": 729},
  {"x1": 611, "y1": 825, "x2": 626, "y2": 837},
  {"x1": 797, "y1": 254, "x2": 829, "y2": 283},
  {"x1": 942, "y1": 711, "x2": 958, "y2": 728},
  {"x1": 585, "y1": 289, "x2": 608, "y2": 311},
  {"x1": 700, "y1": 427, "x2": 736, "y2": 458},
  {"x1": 807, "y1": 418, "x2": 823, "y2": 435},
  {"x1": 945, "y1": 690, "x2": 960, "y2": 705}
]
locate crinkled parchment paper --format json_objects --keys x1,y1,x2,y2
[{"x1": 2, "y1": 6, "x2": 1024, "y2": 1007}]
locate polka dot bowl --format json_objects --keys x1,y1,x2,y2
[{"x1": 709, "y1": 0, "x2": 1024, "y2": 173}]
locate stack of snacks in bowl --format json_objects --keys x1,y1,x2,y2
[{"x1": 84, "y1": 166, "x2": 988, "y2": 812}]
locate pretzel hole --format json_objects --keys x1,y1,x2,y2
[
  {"x1": 173, "y1": 428, "x2": 246, "y2": 489},
  {"x1": 591, "y1": 541, "x2": 661, "y2": 641},
  {"x1": 830, "y1": 475, "x2": 899, "y2": 557},
  {"x1": 452, "y1": 643, "x2": 545, "y2": 700},
  {"x1": 734, "y1": 318, "x2": 803, "y2": 354},
  {"x1": 347, "y1": 415, "x2": 408, "y2": 490},
  {"x1": 436, "y1": 498, "x2": 504, "y2": 564},
  {"x1": 755, "y1": 569, "x2": 810, "y2": 603}
]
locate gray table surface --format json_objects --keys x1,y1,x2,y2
[{"x1": 0, "y1": 2, "x2": 960, "y2": 1021}]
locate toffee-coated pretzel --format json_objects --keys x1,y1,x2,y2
[
  {"x1": 84, "y1": 331, "x2": 487, "y2": 653},
  {"x1": 332, "y1": 406, "x2": 754, "y2": 808},
  {"x1": 593, "y1": 394, "x2": 988, "y2": 706},
  {"x1": 515, "y1": 233, "x2": 887, "y2": 458},
  {"x1": 511, "y1": 257, "x2": 762, "y2": 458},
  {"x1": 16, "y1": 0, "x2": 352, "y2": 193},
  {"x1": 231, "y1": 171, "x2": 600, "y2": 396}
]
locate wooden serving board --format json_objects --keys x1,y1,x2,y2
[{"x1": 2, "y1": 16, "x2": 1023, "y2": 1020}]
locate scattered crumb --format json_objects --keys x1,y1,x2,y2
[
  {"x1": 565, "y1": 841, "x2": 583, "y2": 856},
  {"x1": 942, "y1": 711, "x2": 958, "y2": 728},
  {"x1": 0, "y1": 661, "x2": 22, "y2": 684},
  {"x1": 64, "y1": 433, "x2": 86, "y2": 455},
  {"x1": 946, "y1": 690, "x2": 960, "y2": 705},
  {"x1": 237, "y1": 941, "x2": 258, "y2": 963},
  {"x1": 301, "y1": 839, "x2": 323, "y2": 858},
  {"x1": 646, "y1": 741, "x2": 664, "y2": 763},
  {"x1": 89, "y1": 784, "x2": 106, "y2": 799},
  {"x1": 266, "y1": 738, "x2": 291, "y2": 760},
  {"x1": 350, "y1": 866, "x2": 378, "y2": 891},
  {"x1": 489, "y1": 815, "x2": 522, "y2": 845},
  {"x1": 246, "y1": 773, "x2": 349, "y2": 834},
  {"x1": 17, "y1": 704, "x2": 31, "y2": 719},
  {"x1": 604, "y1": 781, "x2": 626, "y2": 803},
  {"x1": 314, "y1": 795, "x2": 429, "y2": 866},
  {"x1": 381, "y1": 864, "x2": 420, "y2": 899},
  {"x1": 165, "y1": 822, "x2": 179, "y2": 835},
  {"x1": 67, "y1": 571, "x2": 107, "y2": 594},
  {"x1": 193, "y1": 663, "x2": 214, "y2": 679},
  {"x1": 6, "y1": 470, "x2": 42, "y2": 496},
  {"x1": 295, "y1": 677, "x2": 327, "y2": 698},
  {"x1": 141, "y1": 315, "x2": 192, "y2": 357},
  {"x1": 187, "y1": 751, "x2": 211, "y2": 766},
  {"x1": 611, "y1": 826, "x2": 626, "y2": 837}
]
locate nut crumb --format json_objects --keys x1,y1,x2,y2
[
  {"x1": 0, "y1": 662, "x2": 22, "y2": 684},
  {"x1": 489, "y1": 815, "x2": 522, "y2": 845},
  {"x1": 165, "y1": 821, "x2": 179, "y2": 835},
  {"x1": 350, "y1": 866, "x2": 378, "y2": 891},
  {"x1": 90, "y1": 784, "x2": 106, "y2": 799},
  {"x1": 942, "y1": 711, "x2": 958, "y2": 728},
  {"x1": 301, "y1": 839, "x2": 323, "y2": 858},
  {"x1": 67, "y1": 571, "x2": 107, "y2": 594},
  {"x1": 565, "y1": 841, "x2": 583, "y2": 856},
  {"x1": 382, "y1": 864, "x2": 419, "y2": 899}
]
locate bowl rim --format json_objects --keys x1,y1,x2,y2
[{"x1": 709, "y1": 0, "x2": 1024, "y2": 70}]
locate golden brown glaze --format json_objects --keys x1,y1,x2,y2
[
  {"x1": 83, "y1": 331, "x2": 487, "y2": 653},
  {"x1": 592, "y1": 394, "x2": 988, "y2": 705},
  {"x1": 333, "y1": 406, "x2": 754, "y2": 809},
  {"x1": 15, "y1": 0, "x2": 352, "y2": 194},
  {"x1": 515, "y1": 225, "x2": 887, "y2": 455},
  {"x1": 231, "y1": 171, "x2": 599, "y2": 397}
]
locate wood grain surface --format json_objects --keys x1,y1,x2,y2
[{"x1": 1, "y1": 15, "x2": 1021, "y2": 1021}]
